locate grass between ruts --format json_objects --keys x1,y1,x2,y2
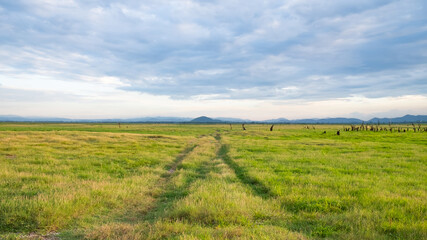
[{"x1": 0, "y1": 123, "x2": 425, "y2": 239}]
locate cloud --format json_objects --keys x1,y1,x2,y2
[
  {"x1": 0, "y1": 86, "x2": 79, "y2": 102},
  {"x1": 0, "y1": 0, "x2": 426, "y2": 118}
]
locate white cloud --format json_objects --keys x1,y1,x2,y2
[{"x1": 0, "y1": 0, "x2": 426, "y2": 118}]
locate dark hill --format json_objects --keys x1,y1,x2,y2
[{"x1": 190, "y1": 116, "x2": 223, "y2": 123}]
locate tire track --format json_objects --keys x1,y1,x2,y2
[
  {"x1": 164, "y1": 144, "x2": 197, "y2": 175},
  {"x1": 142, "y1": 137, "x2": 217, "y2": 223},
  {"x1": 216, "y1": 134, "x2": 277, "y2": 199}
]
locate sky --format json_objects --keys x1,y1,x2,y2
[{"x1": 0, "y1": 0, "x2": 426, "y2": 120}]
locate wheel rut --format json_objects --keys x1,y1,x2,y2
[
  {"x1": 216, "y1": 134, "x2": 277, "y2": 199},
  {"x1": 165, "y1": 144, "x2": 197, "y2": 175},
  {"x1": 142, "y1": 137, "x2": 216, "y2": 223}
]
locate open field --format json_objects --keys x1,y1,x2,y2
[{"x1": 0, "y1": 123, "x2": 426, "y2": 239}]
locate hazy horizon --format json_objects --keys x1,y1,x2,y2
[
  {"x1": 2, "y1": 112, "x2": 426, "y2": 122},
  {"x1": 1, "y1": 1, "x2": 426, "y2": 120}
]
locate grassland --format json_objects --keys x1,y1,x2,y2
[{"x1": 0, "y1": 123, "x2": 426, "y2": 239}]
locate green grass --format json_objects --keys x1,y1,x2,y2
[
  {"x1": 0, "y1": 123, "x2": 425, "y2": 239},
  {"x1": 223, "y1": 125, "x2": 427, "y2": 239}
]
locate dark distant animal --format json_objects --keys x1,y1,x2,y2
[
  {"x1": 270, "y1": 124, "x2": 274, "y2": 131},
  {"x1": 242, "y1": 124, "x2": 246, "y2": 130},
  {"x1": 322, "y1": 131, "x2": 326, "y2": 134},
  {"x1": 337, "y1": 130, "x2": 340, "y2": 136}
]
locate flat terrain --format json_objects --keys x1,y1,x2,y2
[{"x1": 0, "y1": 123, "x2": 426, "y2": 239}]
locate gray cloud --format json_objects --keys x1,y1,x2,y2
[{"x1": 0, "y1": 0, "x2": 426, "y2": 100}]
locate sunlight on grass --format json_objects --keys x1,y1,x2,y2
[{"x1": 0, "y1": 123, "x2": 425, "y2": 239}]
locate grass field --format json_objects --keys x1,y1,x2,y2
[{"x1": 0, "y1": 123, "x2": 426, "y2": 239}]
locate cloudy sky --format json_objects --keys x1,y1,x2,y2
[{"x1": 0, "y1": 0, "x2": 426, "y2": 120}]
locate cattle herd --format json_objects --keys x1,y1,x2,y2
[
  {"x1": 233, "y1": 123, "x2": 426, "y2": 134},
  {"x1": 302, "y1": 122, "x2": 427, "y2": 135},
  {"x1": 342, "y1": 122, "x2": 426, "y2": 133}
]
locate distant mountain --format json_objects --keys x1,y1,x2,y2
[
  {"x1": 190, "y1": 116, "x2": 223, "y2": 123},
  {"x1": 264, "y1": 118, "x2": 290, "y2": 123},
  {"x1": 264, "y1": 115, "x2": 427, "y2": 124},
  {"x1": 0, "y1": 115, "x2": 191, "y2": 123},
  {"x1": 292, "y1": 118, "x2": 364, "y2": 124},
  {"x1": 264, "y1": 117, "x2": 363, "y2": 124},
  {"x1": 367, "y1": 115, "x2": 427, "y2": 124},
  {"x1": 0, "y1": 114, "x2": 425, "y2": 123},
  {"x1": 0, "y1": 115, "x2": 72, "y2": 122},
  {"x1": 0, "y1": 115, "x2": 28, "y2": 121},
  {"x1": 124, "y1": 117, "x2": 192, "y2": 122}
]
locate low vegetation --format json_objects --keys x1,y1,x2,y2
[{"x1": 0, "y1": 123, "x2": 425, "y2": 239}]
